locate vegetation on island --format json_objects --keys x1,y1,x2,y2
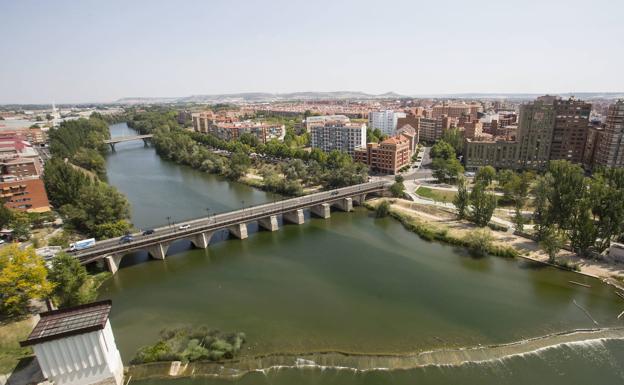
[{"x1": 131, "y1": 326, "x2": 246, "y2": 364}]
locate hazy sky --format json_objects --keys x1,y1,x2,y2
[{"x1": 1, "y1": 0, "x2": 622, "y2": 103}]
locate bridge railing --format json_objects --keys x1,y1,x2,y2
[{"x1": 75, "y1": 181, "x2": 388, "y2": 263}]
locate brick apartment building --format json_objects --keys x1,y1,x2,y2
[
  {"x1": 594, "y1": 100, "x2": 624, "y2": 168},
  {"x1": 354, "y1": 127, "x2": 416, "y2": 174},
  {"x1": 1, "y1": 178, "x2": 50, "y2": 212},
  {"x1": 192, "y1": 111, "x2": 285, "y2": 143}
]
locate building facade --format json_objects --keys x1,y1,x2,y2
[
  {"x1": 20, "y1": 301, "x2": 124, "y2": 385},
  {"x1": 595, "y1": 100, "x2": 624, "y2": 168},
  {"x1": 310, "y1": 122, "x2": 366, "y2": 155},
  {"x1": 305, "y1": 115, "x2": 350, "y2": 131},
  {"x1": 416, "y1": 116, "x2": 452, "y2": 143},
  {"x1": 0, "y1": 178, "x2": 50, "y2": 212},
  {"x1": 516, "y1": 97, "x2": 556, "y2": 169},
  {"x1": 549, "y1": 98, "x2": 591, "y2": 163},
  {"x1": 354, "y1": 135, "x2": 412, "y2": 174},
  {"x1": 368, "y1": 110, "x2": 406, "y2": 136}
]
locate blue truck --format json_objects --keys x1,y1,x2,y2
[{"x1": 69, "y1": 238, "x2": 96, "y2": 252}]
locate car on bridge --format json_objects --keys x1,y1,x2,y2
[
  {"x1": 119, "y1": 235, "x2": 134, "y2": 244},
  {"x1": 142, "y1": 229, "x2": 155, "y2": 235},
  {"x1": 179, "y1": 224, "x2": 190, "y2": 230}
]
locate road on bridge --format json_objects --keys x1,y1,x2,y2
[{"x1": 72, "y1": 181, "x2": 388, "y2": 264}]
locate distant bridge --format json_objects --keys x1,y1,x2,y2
[
  {"x1": 104, "y1": 135, "x2": 153, "y2": 151},
  {"x1": 71, "y1": 181, "x2": 389, "y2": 273}
]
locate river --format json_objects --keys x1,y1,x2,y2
[{"x1": 99, "y1": 123, "x2": 624, "y2": 384}]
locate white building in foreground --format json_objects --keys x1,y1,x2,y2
[{"x1": 21, "y1": 300, "x2": 124, "y2": 385}]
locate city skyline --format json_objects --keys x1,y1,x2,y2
[{"x1": 1, "y1": 0, "x2": 623, "y2": 104}]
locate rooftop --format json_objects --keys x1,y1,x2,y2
[{"x1": 21, "y1": 300, "x2": 112, "y2": 347}]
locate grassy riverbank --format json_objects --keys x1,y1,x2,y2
[
  {"x1": 366, "y1": 200, "x2": 519, "y2": 258},
  {"x1": 0, "y1": 318, "x2": 33, "y2": 374}
]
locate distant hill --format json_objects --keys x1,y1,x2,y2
[
  {"x1": 115, "y1": 91, "x2": 407, "y2": 104},
  {"x1": 113, "y1": 91, "x2": 624, "y2": 105}
]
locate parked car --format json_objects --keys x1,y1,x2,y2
[
  {"x1": 142, "y1": 229, "x2": 155, "y2": 235},
  {"x1": 119, "y1": 235, "x2": 134, "y2": 244},
  {"x1": 179, "y1": 224, "x2": 191, "y2": 230}
]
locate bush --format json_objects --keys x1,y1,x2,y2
[
  {"x1": 375, "y1": 201, "x2": 391, "y2": 218},
  {"x1": 131, "y1": 327, "x2": 246, "y2": 364}
]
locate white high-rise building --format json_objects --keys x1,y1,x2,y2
[
  {"x1": 310, "y1": 122, "x2": 366, "y2": 156},
  {"x1": 368, "y1": 110, "x2": 406, "y2": 136}
]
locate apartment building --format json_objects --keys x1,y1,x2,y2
[
  {"x1": 464, "y1": 96, "x2": 557, "y2": 171},
  {"x1": 1, "y1": 157, "x2": 41, "y2": 181},
  {"x1": 354, "y1": 134, "x2": 412, "y2": 174},
  {"x1": 432, "y1": 102, "x2": 482, "y2": 121},
  {"x1": 594, "y1": 100, "x2": 624, "y2": 168},
  {"x1": 416, "y1": 116, "x2": 452, "y2": 143},
  {"x1": 368, "y1": 110, "x2": 406, "y2": 136},
  {"x1": 463, "y1": 120, "x2": 483, "y2": 140},
  {"x1": 210, "y1": 122, "x2": 285, "y2": 143},
  {"x1": 516, "y1": 97, "x2": 556, "y2": 169},
  {"x1": 305, "y1": 115, "x2": 350, "y2": 131},
  {"x1": 192, "y1": 111, "x2": 285, "y2": 143},
  {"x1": 310, "y1": 122, "x2": 366, "y2": 156},
  {"x1": 1, "y1": 178, "x2": 50, "y2": 212},
  {"x1": 583, "y1": 125, "x2": 604, "y2": 169},
  {"x1": 549, "y1": 98, "x2": 591, "y2": 163}
]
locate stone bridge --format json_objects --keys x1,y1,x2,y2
[
  {"x1": 104, "y1": 134, "x2": 154, "y2": 151},
  {"x1": 72, "y1": 181, "x2": 389, "y2": 273}
]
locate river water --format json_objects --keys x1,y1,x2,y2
[{"x1": 100, "y1": 123, "x2": 624, "y2": 384}]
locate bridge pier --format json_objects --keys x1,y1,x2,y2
[
  {"x1": 283, "y1": 209, "x2": 305, "y2": 224},
  {"x1": 229, "y1": 223, "x2": 248, "y2": 239},
  {"x1": 104, "y1": 254, "x2": 123, "y2": 275},
  {"x1": 332, "y1": 197, "x2": 353, "y2": 212},
  {"x1": 310, "y1": 203, "x2": 331, "y2": 219},
  {"x1": 147, "y1": 242, "x2": 170, "y2": 260},
  {"x1": 258, "y1": 215, "x2": 279, "y2": 231},
  {"x1": 352, "y1": 194, "x2": 366, "y2": 206},
  {"x1": 190, "y1": 231, "x2": 213, "y2": 249}
]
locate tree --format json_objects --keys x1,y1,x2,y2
[
  {"x1": 475, "y1": 166, "x2": 496, "y2": 186},
  {"x1": 589, "y1": 168, "x2": 624, "y2": 252},
  {"x1": 10, "y1": 211, "x2": 31, "y2": 241},
  {"x1": 496, "y1": 169, "x2": 515, "y2": 189},
  {"x1": 390, "y1": 181, "x2": 405, "y2": 197},
  {"x1": 0, "y1": 205, "x2": 13, "y2": 229},
  {"x1": 540, "y1": 226, "x2": 566, "y2": 263},
  {"x1": 0, "y1": 245, "x2": 53, "y2": 316},
  {"x1": 454, "y1": 176, "x2": 469, "y2": 219},
  {"x1": 464, "y1": 228, "x2": 493, "y2": 256},
  {"x1": 546, "y1": 160, "x2": 585, "y2": 230},
  {"x1": 432, "y1": 157, "x2": 463, "y2": 184},
  {"x1": 569, "y1": 197, "x2": 596, "y2": 257},
  {"x1": 441, "y1": 128, "x2": 464, "y2": 155},
  {"x1": 375, "y1": 200, "x2": 391, "y2": 218},
  {"x1": 430, "y1": 140, "x2": 456, "y2": 160},
  {"x1": 513, "y1": 203, "x2": 525, "y2": 232},
  {"x1": 532, "y1": 174, "x2": 553, "y2": 240},
  {"x1": 227, "y1": 150, "x2": 251, "y2": 180},
  {"x1": 48, "y1": 252, "x2": 97, "y2": 308},
  {"x1": 469, "y1": 181, "x2": 497, "y2": 227}
]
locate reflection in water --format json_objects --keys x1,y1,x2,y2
[{"x1": 103, "y1": 123, "x2": 624, "y2": 385}]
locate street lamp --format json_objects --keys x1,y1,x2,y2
[{"x1": 166, "y1": 216, "x2": 171, "y2": 228}]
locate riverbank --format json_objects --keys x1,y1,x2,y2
[{"x1": 368, "y1": 198, "x2": 624, "y2": 289}]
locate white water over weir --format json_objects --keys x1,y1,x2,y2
[{"x1": 127, "y1": 328, "x2": 624, "y2": 380}]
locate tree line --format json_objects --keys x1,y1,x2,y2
[{"x1": 45, "y1": 115, "x2": 132, "y2": 239}]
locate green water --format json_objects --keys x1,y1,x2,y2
[{"x1": 100, "y1": 124, "x2": 624, "y2": 384}]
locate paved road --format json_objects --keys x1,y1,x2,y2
[{"x1": 72, "y1": 181, "x2": 388, "y2": 264}]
